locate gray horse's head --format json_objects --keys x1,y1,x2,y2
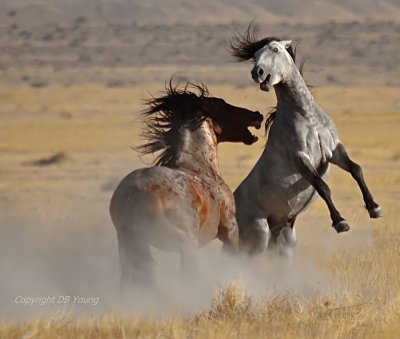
[
  {"x1": 229, "y1": 23, "x2": 298, "y2": 92},
  {"x1": 251, "y1": 40, "x2": 293, "y2": 91}
]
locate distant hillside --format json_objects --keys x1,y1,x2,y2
[
  {"x1": 0, "y1": 0, "x2": 399, "y2": 26},
  {"x1": 0, "y1": 1, "x2": 398, "y2": 86}
]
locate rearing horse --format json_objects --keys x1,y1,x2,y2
[
  {"x1": 230, "y1": 26, "x2": 382, "y2": 256},
  {"x1": 109, "y1": 81, "x2": 263, "y2": 286}
]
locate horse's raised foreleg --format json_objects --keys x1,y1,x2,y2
[
  {"x1": 330, "y1": 143, "x2": 383, "y2": 218},
  {"x1": 295, "y1": 151, "x2": 350, "y2": 233}
]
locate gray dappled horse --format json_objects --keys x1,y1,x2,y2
[
  {"x1": 110, "y1": 81, "x2": 263, "y2": 287},
  {"x1": 230, "y1": 26, "x2": 382, "y2": 256}
]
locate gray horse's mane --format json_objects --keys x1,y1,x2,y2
[
  {"x1": 229, "y1": 23, "x2": 297, "y2": 63},
  {"x1": 229, "y1": 23, "x2": 307, "y2": 135},
  {"x1": 138, "y1": 80, "x2": 209, "y2": 166}
]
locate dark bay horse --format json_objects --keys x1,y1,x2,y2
[
  {"x1": 110, "y1": 81, "x2": 263, "y2": 286},
  {"x1": 230, "y1": 25, "x2": 382, "y2": 256}
]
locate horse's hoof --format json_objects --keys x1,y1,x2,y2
[
  {"x1": 368, "y1": 206, "x2": 383, "y2": 219},
  {"x1": 333, "y1": 220, "x2": 350, "y2": 233}
]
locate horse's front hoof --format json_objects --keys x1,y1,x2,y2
[
  {"x1": 333, "y1": 220, "x2": 350, "y2": 233},
  {"x1": 368, "y1": 206, "x2": 383, "y2": 219}
]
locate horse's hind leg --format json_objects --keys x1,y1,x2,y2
[
  {"x1": 268, "y1": 217, "x2": 297, "y2": 258},
  {"x1": 180, "y1": 240, "x2": 199, "y2": 281},
  {"x1": 330, "y1": 143, "x2": 383, "y2": 218},
  {"x1": 279, "y1": 217, "x2": 298, "y2": 257},
  {"x1": 117, "y1": 229, "x2": 154, "y2": 291},
  {"x1": 239, "y1": 218, "x2": 270, "y2": 255}
]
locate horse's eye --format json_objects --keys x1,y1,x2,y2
[{"x1": 273, "y1": 47, "x2": 279, "y2": 53}]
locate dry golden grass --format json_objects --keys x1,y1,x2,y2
[
  {"x1": 1, "y1": 84, "x2": 399, "y2": 338},
  {"x1": 2, "y1": 267, "x2": 400, "y2": 339}
]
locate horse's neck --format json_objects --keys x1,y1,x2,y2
[
  {"x1": 274, "y1": 65, "x2": 316, "y2": 120},
  {"x1": 176, "y1": 123, "x2": 220, "y2": 176}
]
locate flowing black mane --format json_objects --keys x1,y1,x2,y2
[
  {"x1": 229, "y1": 23, "x2": 297, "y2": 63},
  {"x1": 138, "y1": 81, "x2": 209, "y2": 166}
]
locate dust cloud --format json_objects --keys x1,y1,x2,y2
[{"x1": 0, "y1": 196, "x2": 349, "y2": 321}]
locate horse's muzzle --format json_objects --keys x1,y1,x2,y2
[{"x1": 251, "y1": 66, "x2": 261, "y2": 82}]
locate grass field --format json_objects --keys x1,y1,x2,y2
[{"x1": 0, "y1": 84, "x2": 399, "y2": 338}]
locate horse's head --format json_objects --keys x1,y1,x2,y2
[
  {"x1": 229, "y1": 23, "x2": 296, "y2": 92},
  {"x1": 139, "y1": 80, "x2": 264, "y2": 165},
  {"x1": 251, "y1": 40, "x2": 293, "y2": 92},
  {"x1": 201, "y1": 97, "x2": 263, "y2": 145}
]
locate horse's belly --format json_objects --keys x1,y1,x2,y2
[
  {"x1": 285, "y1": 164, "x2": 330, "y2": 217},
  {"x1": 287, "y1": 185, "x2": 318, "y2": 217},
  {"x1": 147, "y1": 215, "x2": 219, "y2": 251},
  {"x1": 262, "y1": 169, "x2": 326, "y2": 218}
]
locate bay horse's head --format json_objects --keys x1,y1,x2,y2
[
  {"x1": 200, "y1": 94, "x2": 263, "y2": 145},
  {"x1": 139, "y1": 80, "x2": 263, "y2": 165},
  {"x1": 229, "y1": 23, "x2": 298, "y2": 92}
]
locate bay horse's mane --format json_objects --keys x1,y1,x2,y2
[
  {"x1": 229, "y1": 23, "x2": 307, "y2": 135},
  {"x1": 138, "y1": 80, "x2": 209, "y2": 167}
]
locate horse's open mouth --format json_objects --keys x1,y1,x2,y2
[
  {"x1": 260, "y1": 74, "x2": 272, "y2": 92},
  {"x1": 245, "y1": 115, "x2": 263, "y2": 144},
  {"x1": 248, "y1": 128, "x2": 259, "y2": 143},
  {"x1": 251, "y1": 134, "x2": 259, "y2": 143},
  {"x1": 244, "y1": 130, "x2": 258, "y2": 144}
]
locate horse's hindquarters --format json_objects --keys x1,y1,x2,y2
[{"x1": 110, "y1": 167, "x2": 221, "y2": 252}]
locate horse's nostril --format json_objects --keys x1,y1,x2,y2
[{"x1": 258, "y1": 68, "x2": 264, "y2": 76}]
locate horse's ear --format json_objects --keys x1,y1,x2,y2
[{"x1": 280, "y1": 40, "x2": 292, "y2": 49}]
